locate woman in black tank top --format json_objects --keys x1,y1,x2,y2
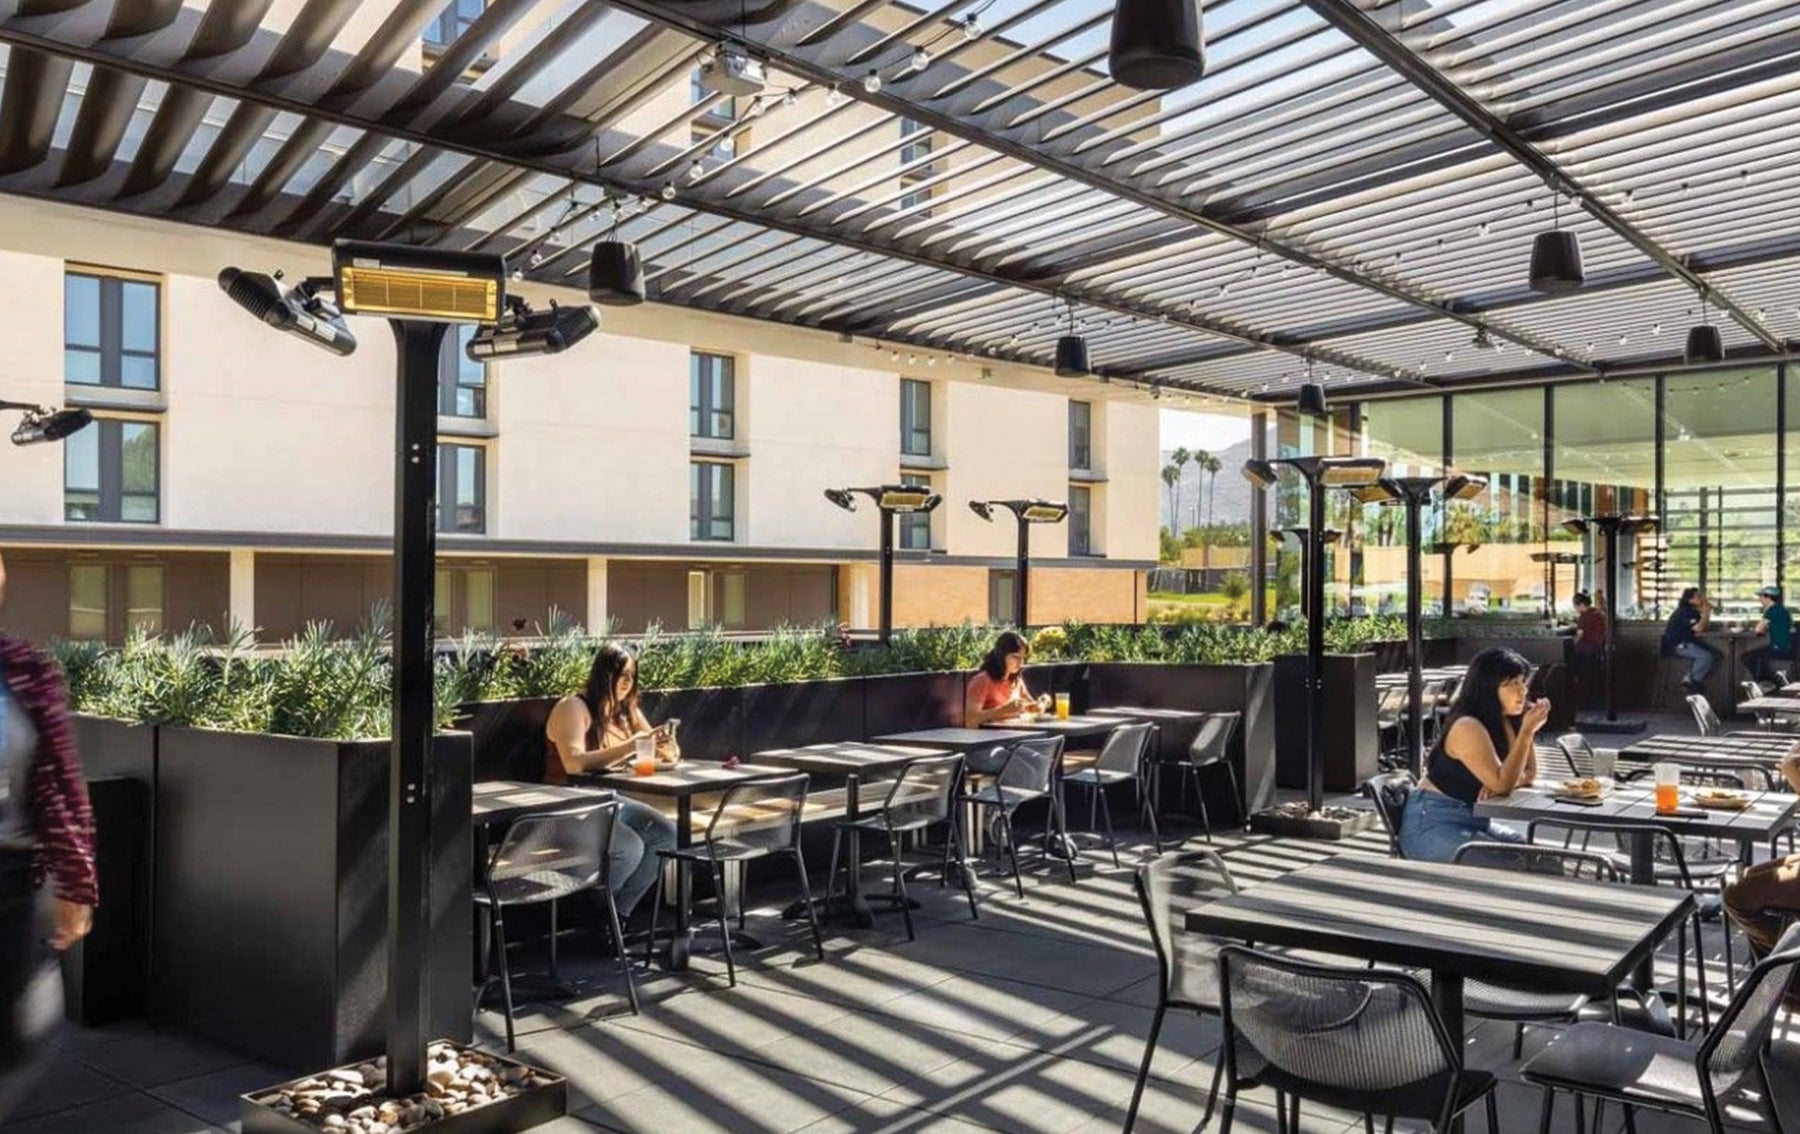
[{"x1": 1398, "y1": 648, "x2": 1545, "y2": 862}]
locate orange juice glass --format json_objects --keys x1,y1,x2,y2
[
  {"x1": 1654, "y1": 783, "x2": 1680, "y2": 813},
  {"x1": 1054, "y1": 693, "x2": 1071, "y2": 720},
  {"x1": 632, "y1": 735, "x2": 657, "y2": 776}
]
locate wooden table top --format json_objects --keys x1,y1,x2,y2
[
  {"x1": 1476, "y1": 784, "x2": 1799, "y2": 842},
  {"x1": 870, "y1": 727, "x2": 1043, "y2": 750},
  {"x1": 749, "y1": 741, "x2": 944, "y2": 776},
  {"x1": 471, "y1": 780, "x2": 614, "y2": 826},
  {"x1": 590, "y1": 761, "x2": 790, "y2": 797},
  {"x1": 1184, "y1": 856, "x2": 1690, "y2": 996}
]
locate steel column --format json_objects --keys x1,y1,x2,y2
[
  {"x1": 1405, "y1": 489, "x2": 1426, "y2": 777},
  {"x1": 1305, "y1": 479, "x2": 1328, "y2": 815},
  {"x1": 1014, "y1": 515, "x2": 1030, "y2": 629},
  {"x1": 878, "y1": 509, "x2": 895, "y2": 645}
]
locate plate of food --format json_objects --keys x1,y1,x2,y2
[
  {"x1": 1692, "y1": 788, "x2": 1751, "y2": 810},
  {"x1": 1548, "y1": 777, "x2": 1607, "y2": 800}
]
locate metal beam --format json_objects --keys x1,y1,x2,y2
[{"x1": 1300, "y1": 0, "x2": 1783, "y2": 352}]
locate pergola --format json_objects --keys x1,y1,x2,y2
[{"x1": 0, "y1": 0, "x2": 1795, "y2": 405}]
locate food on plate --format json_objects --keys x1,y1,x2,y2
[{"x1": 1558, "y1": 777, "x2": 1603, "y2": 798}]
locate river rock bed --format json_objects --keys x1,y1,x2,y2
[{"x1": 246, "y1": 1043, "x2": 559, "y2": 1132}]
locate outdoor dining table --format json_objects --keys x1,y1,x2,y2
[
  {"x1": 591, "y1": 760, "x2": 790, "y2": 970},
  {"x1": 870, "y1": 727, "x2": 1067, "y2": 861},
  {"x1": 1734, "y1": 697, "x2": 1800, "y2": 721},
  {"x1": 1089, "y1": 706, "x2": 1222, "y2": 822},
  {"x1": 748, "y1": 741, "x2": 943, "y2": 926},
  {"x1": 471, "y1": 779, "x2": 615, "y2": 828},
  {"x1": 1185, "y1": 856, "x2": 1693, "y2": 1047},
  {"x1": 1615, "y1": 732, "x2": 1798, "y2": 779}
]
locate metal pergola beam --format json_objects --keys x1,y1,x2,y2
[{"x1": 1300, "y1": 0, "x2": 1784, "y2": 352}]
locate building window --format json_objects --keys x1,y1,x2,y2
[
  {"x1": 433, "y1": 566, "x2": 496, "y2": 636},
  {"x1": 63, "y1": 563, "x2": 162, "y2": 640},
  {"x1": 900, "y1": 378, "x2": 931, "y2": 457},
  {"x1": 125, "y1": 565, "x2": 164, "y2": 636},
  {"x1": 1069, "y1": 401, "x2": 1093, "y2": 469},
  {"x1": 720, "y1": 570, "x2": 747, "y2": 628},
  {"x1": 690, "y1": 70, "x2": 737, "y2": 121},
  {"x1": 690, "y1": 352, "x2": 736, "y2": 439},
  {"x1": 438, "y1": 443, "x2": 486, "y2": 533},
  {"x1": 898, "y1": 474, "x2": 933, "y2": 550},
  {"x1": 440, "y1": 325, "x2": 486, "y2": 417},
  {"x1": 65, "y1": 272, "x2": 159, "y2": 390},
  {"x1": 899, "y1": 118, "x2": 934, "y2": 167},
  {"x1": 65, "y1": 418, "x2": 159, "y2": 523},
  {"x1": 898, "y1": 186, "x2": 934, "y2": 218},
  {"x1": 1070, "y1": 486, "x2": 1093, "y2": 556},
  {"x1": 988, "y1": 569, "x2": 1018, "y2": 625},
  {"x1": 691, "y1": 461, "x2": 735, "y2": 541},
  {"x1": 68, "y1": 565, "x2": 108, "y2": 639},
  {"x1": 425, "y1": 0, "x2": 483, "y2": 49}
]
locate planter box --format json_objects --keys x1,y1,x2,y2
[
  {"x1": 455, "y1": 697, "x2": 558, "y2": 783},
  {"x1": 1249, "y1": 808, "x2": 1378, "y2": 840},
  {"x1": 154, "y1": 727, "x2": 474, "y2": 1069},
  {"x1": 68, "y1": 715, "x2": 157, "y2": 1023},
  {"x1": 1274, "y1": 654, "x2": 1377, "y2": 793},
  {"x1": 240, "y1": 1044, "x2": 566, "y2": 1134},
  {"x1": 861, "y1": 672, "x2": 967, "y2": 738},
  {"x1": 640, "y1": 686, "x2": 744, "y2": 760}
]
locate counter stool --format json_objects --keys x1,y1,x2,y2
[{"x1": 1651, "y1": 657, "x2": 1690, "y2": 711}]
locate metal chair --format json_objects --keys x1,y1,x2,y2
[
  {"x1": 1062, "y1": 721, "x2": 1160, "y2": 865},
  {"x1": 825, "y1": 753, "x2": 976, "y2": 940},
  {"x1": 1361, "y1": 771, "x2": 1415, "y2": 859},
  {"x1": 645, "y1": 772, "x2": 825, "y2": 987},
  {"x1": 1554, "y1": 732, "x2": 1617, "y2": 780},
  {"x1": 1217, "y1": 946, "x2": 1501, "y2": 1134},
  {"x1": 475, "y1": 801, "x2": 638, "y2": 1051},
  {"x1": 958, "y1": 736, "x2": 1075, "y2": 898},
  {"x1": 1167, "y1": 711, "x2": 1244, "y2": 841},
  {"x1": 1741, "y1": 682, "x2": 1792, "y2": 730},
  {"x1": 1376, "y1": 686, "x2": 1411, "y2": 768},
  {"x1": 1522, "y1": 923, "x2": 1800, "y2": 1134},
  {"x1": 1123, "y1": 849, "x2": 1239, "y2": 1134}
]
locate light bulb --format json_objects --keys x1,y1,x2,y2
[
  {"x1": 962, "y1": 13, "x2": 980, "y2": 38},
  {"x1": 783, "y1": 89, "x2": 797, "y2": 108},
  {"x1": 826, "y1": 85, "x2": 843, "y2": 106},
  {"x1": 862, "y1": 69, "x2": 881, "y2": 93},
  {"x1": 911, "y1": 47, "x2": 931, "y2": 72},
  {"x1": 688, "y1": 158, "x2": 703, "y2": 180},
  {"x1": 660, "y1": 182, "x2": 677, "y2": 201}
]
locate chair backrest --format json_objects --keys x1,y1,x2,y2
[
  {"x1": 1554, "y1": 732, "x2": 1596, "y2": 777},
  {"x1": 1524, "y1": 818, "x2": 1694, "y2": 887},
  {"x1": 1095, "y1": 721, "x2": 1157, "y2": 776},
  {"x1": 1188, "y1": 712, "x2": 1241, "y2": 768},
  {"x1": 1375, "y1": 686, "x2": 1408, "y2": 722},
  {"x1": 704, "y1": 773, "x2": 810, "y2": 855},
  {"x1": 1451, "y1": 840, "x2": 1621, "y2": 882},
  {"x1": 1700, "y1": 922, "x2": 1800, "y2": 1102},
  {"x1": 1135, "y1": 850, "x2": 1236, "y2": 1003},
  {"x1": 1361, "y1": 772, "x2": 1414, "y2": 857},
  {"x1": 1673, "y1": 762, "x2": 1772, "y2": 791},
  {"x1": 998, "y1": 736, "x2": 1063, "y2": 794},
  {"x1": 1687, "y1": 693, "x2": 1723, "y2": 737},
  {"x1": 1218, "y1": 946, "x2": 1462, "y2": 1123},
  {"x1": 878, "y1": 753, "x2": 963, "y2": 828},
  {"x1": 484, "y1": 801, "x2": 616, "y2": 904}
]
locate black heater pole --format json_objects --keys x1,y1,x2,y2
[
  {"x1": 878, "y1": 508, "x2": 895, "y2": 645},
  {"x1": 1603, "y1": 521, "x2": 1621, "y2": 724},
  {"x1": 1014, "y1": 514, "x2": 1030, "y2": 628},
  {"x1": 1305, "y1": 479, "x2": 1328, "y2": 815},
  {"x1": 1404, "y1": 491, "x2": 1426, "y2": 777},
  {"x1": 387, "y1": 319, "x2": 446, "y2": 1097}
]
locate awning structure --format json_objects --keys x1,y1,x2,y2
[{"x1": 0, "y1": 0, "x2": 1796, "y2": 403}]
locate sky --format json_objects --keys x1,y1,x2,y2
[{"x1": 1159, "y1": 408, "x2": 1251, "y2": 455}]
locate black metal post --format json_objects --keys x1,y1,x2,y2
[
  {"x1": 1305, "y1": 478, "x2": 1328, "y2": 814},
  {"x1": 1014, "y1": 514, "x2": 1030, "y2": 628},
  {"x1": 1404, "y1": 490, "x2": 1426, "y2": 776},
  {"x1": 1602, "y1": 520, "x2": 1621, "y2": 723},
  {"x1": 386, "y1": 319, "x2": 446, "y2": 1098},
  {"x1": 1250, "y1": 411, "x2": 1269, "y2": 625},
  {"x1": 878, "y1": 507, "x2": 895, "y2": 645}
]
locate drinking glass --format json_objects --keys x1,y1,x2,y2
[
  {"x1": 1054, "y1": 693, "x2": 1071, "y2": 720},
  {"x1": 1653, "y1": 761, "x2": 1680, "y2": 814},
  {"x1": 632, "y1": 733, "x2": 657, "y2": 776}
]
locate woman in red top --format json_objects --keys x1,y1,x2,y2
[{"x1": 964, "y1": 631, "x2": 1047, "y2": 726}]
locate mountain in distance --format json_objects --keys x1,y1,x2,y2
[{"x1": 1158, "y1": 437, "x2": 1255, "y2": 531}]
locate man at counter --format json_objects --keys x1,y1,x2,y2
[
  {"x1": 1570, "y1": 592, "x2": 1606, "y2": 707},
  {"x1": 1742, "y1": 585, "x2": 1795, "y2": 688},
  {"x1": 1660, "y1": 586, "x2": 1719, "y2": 694}
]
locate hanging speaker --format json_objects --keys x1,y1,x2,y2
[
  {"x1": 1528, "y1": 230, "x2": 1584, "y2": 293},
  {"x1": 1297, "y1": 382, "x2": 1328, "y2": 418},
  {"x1": 587, "y1": 241, "x2": 645, "y2": 306},
  {"x1": 1108, "y1": 0, "x2": 1204, "y2": 91},
  {"x1": 1684, "y1": 323, "x2": 1724, "y2": 364},
  {"x1": 1055, "y1": 334, "x2": 1089, "y2": 377}
]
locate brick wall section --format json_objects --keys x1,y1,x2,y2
[
  {"x1": 1029, "y1": 565, "x2": 1143, "y2": 625},
  {"x1": 893, "y1": 564, "x2": 988, "y2": 626}
]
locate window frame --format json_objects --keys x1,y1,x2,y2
[
  {"x1": 691, "y1": 460, "x2": 736, "y2": 541},
  {"x1": 65, "y1": 417, "x2": 160, "y2": 524},
  {"x1": 1069, "y1": 401, "x2": 1093, "y2": 469},
  {"x1": 64, "y1": 270, "x2": 160, "y2": 391},
  {"x1": 1070, "y1": 485, "x2": 1094, "y2": 556},
  {"x1": 424, "y1": 0, "x2": 485, "y2": 50},
  {"x1": 690, "y1": 352, "x2": 737, "y2": 440},
  {"x1": 899, "y1": 473, "x2": 933, "y2": 550},
  {"x1": 438, "y1": 442, "x2": 487, "y2": 534},
  {"x1": 439, "y1": 324, "x2": 487, "y2": 418},
  {"x1": 900, "y1": 378, "x2": 932, "y2": 457}
]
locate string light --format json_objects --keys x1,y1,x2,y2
[
  {"x1": 826, "y1": 85, "x2": 843, "y2": 106},
  {"x1": 962, "y1": 13, "x2": 981, "y2": 38},
  {"x1": 782, "y1": 89, "x2": 798, "y2": 108},
  {"x1": 862, "y1": 69, "x2": 881, "y2": 93},
  {"x1": 910, "y1": 47, "x2": 931, "y2": 72},
  {"x1": 660, "y1": 182, "x2": 677, "y2": 200}
]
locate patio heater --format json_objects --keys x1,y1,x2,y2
[
  {"x1": 825, "y1": 484, "x2": 942, "y2": 643},
  {"x1": 1243, "y1": 455, "x2": 1387, "y2": 820},
  {"x1": 1530, "y1": 550, "x2": 1588, "y2": 622},
  {"x1": 0, "y1": 399, "x2": 92, "y2": 445},
  {"x1": 1352, "y1": 474, "x2": 1487, "y2": 777},
  {"x1": 1563, "y1": 514, "x2": 1660, "y2": 734},
  {"x1": 220, "y1": 243, "x2": 597, "y2": 1118},
  {"x1": 969, "y1": 498, "x2": 1069, "y2": 627},
  {"x1": 1268, "y1": 526, "x2": 1339, "y2": 621}
]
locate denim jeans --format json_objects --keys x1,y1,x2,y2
[
  {"x1": 608, "y1": 798, "x2": 677, "y2": 919},
  {"x1": 1674, "y1": 640, "x2": 1720, "y2": 686},
  {"x1": 1397, "y1": 788, "x2": 1524, "y2": 863}
]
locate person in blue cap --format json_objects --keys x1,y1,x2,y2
[{"x1": 1743, "y1": 585, "x2": 1795, "y2": 688}]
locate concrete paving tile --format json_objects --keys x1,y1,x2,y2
[
  {"x1": 511, "y1": 1022, "x2": 725, "y2": 1111},
  {"x1": 860, "y1": 973, "x2": 1093, "y2": 1045},
  {"x1": 0, "y1": 1049, "x2": 133, "y2": 1122},
  {"x1": 733, "y1": 946, "x2": 957, "y2": 1011},
  {"x1": 0, "y1": 1092, "x2": 221, "y2": 1134},
  {"x1": 793, "y1": 1093, "x2": 1009, "y2": 1133},
  {"x1": 1069, "y1": 1076, "x2": 1358, "y2": 1134},
  {"x1": 66, "y1": 1030, "x2": 249, "y2": 1091},
  {"x1": 147, "y1": 1062, "x2": 294, "y2": 1132},
  {"x1": 1000, "y1": 995, "x2": 1223, "y2": 1082},
  {"x1": 604, "y1": 982, "x2": 857, "y2": 1057},
  {"x1": 747, "y1": 1007, "x2": 975, "y2": 1096},
  {"x1": 892, "y1": 922, "x2": 1155, "y2": 999},
  {"x1": 875, "y1": 1045, "x2": 1157, "y2": 1134},
  {"x1": 575, "y1": 1050, "x2": 872, "y2": 1134}
]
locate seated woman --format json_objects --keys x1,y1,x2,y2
[
  {"x1": 544, "y1": 643, "x2": 679, "y2": 919},
  {"x1": 1399, "y1": 646, "x2": 1543, "y2": 863},
  {"x1": 963, "y1": 630, "x2": 1050, "y2": 775},
  {"x1": 1723, "y1": 751, "x2": 1800, "y2": 1007}
]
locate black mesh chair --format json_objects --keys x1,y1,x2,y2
[
  {"x1": 1217, "y1": 946, "x2": 1500, "y2": 1134},
  {"x1": 959, "y1": 736, "x2": 1075, "y2": 898},
  {"x1": 645, "y1": 773, "x2": 825, "y2": 987},
  {"x1": 1376, "y1": 686, "x2": 1410, "y2": 769},
  {"x1": 825, "y1": 753, "x2": 976, "y2": 940},
  {"x1": 1062, "y1": 721, "x2": 1160, "y2": 865},
  {"x1": 1167, "y1": 712, "x2": 1243, "y2": 841},
  {"x1": 1123, "y1": 850, "x2": 1239, "y2": 1134},
  {"x1": 475, "y1": 801, "x2": 637, "y2": 1051},
  {"x1": 1522, "y1": 923, "x2": 1800, "y2": 1134},
  {"x1": 1688, "y1": 694, "x2": 1725, "y2": 737},
  {"x1": 1361, "y1": 771, "x2": 1415, "y2": 858}
]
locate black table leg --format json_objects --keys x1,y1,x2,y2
[
  {"x1": 845, "y1": 775, "x2": 875, "y2": 928},
  {"x1": 669, "y1": 795, "x2": 695, "y2": 971},
  {"x1": 1431, "y1": 970, "x2": 1466, "y2": 1134},
  {"x1": 1628, "y1": 831, "x2": 1657, "y2": 990}
]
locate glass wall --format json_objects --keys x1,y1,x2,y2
[
  {"x1": 1661, "y1": 370, "x2": 1779, "y2": 620},
  {"x1": 1550, "y1": 380, "x2": 1658, "y2": 618},
  {"x1": 1452, "y1": 388, "x2": 1546, "y2": 616},
  {"x1": 1352, "y1": 396, "x2": 1445, "y2": 617}
]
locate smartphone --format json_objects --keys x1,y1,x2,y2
[{"x1": 1551, "y1": 796, "x2": 1604, "y2": 808}]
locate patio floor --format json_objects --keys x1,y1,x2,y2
[{"x1": 4, "y1": 797, "x2": 1793, "y2": 1134}]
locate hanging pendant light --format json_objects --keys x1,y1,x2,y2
[
  {"x1": 1528, "y1": 194, "x2": 1584, "y2": 293},
  {"x1": 1053, "y1": 296, "x2": 1088, "y2": 376},
  {"x1": 1108, "y1": 0, "x2": 1205, "y2": 91},
  {"x1": 1685, "y1": 294, "x2": 1724, "y2": 364},
  {"x1": 587, "y1": 240, "x2": 645, "y2": 305}
]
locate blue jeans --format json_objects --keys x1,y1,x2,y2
[
  {"x1": 1674, "y1": 641, "x2": 1719, "y2": 686},
  {"x1": 608, "y1": 798, "x2": 677, "y2": 918},
  {"x1": 1398, "y1": 788, "x2": 1523, "y2": 863}
]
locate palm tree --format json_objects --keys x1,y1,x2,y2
[
  {"x1": 1201, "y1": 451, "x2": 1223, "y2": 532},
  {"x1": 1187, "y1": 448, "x2": 1208, "y2": 532},
  {"x1": 1161, "y1": 462, "x2": 1182, "y2": 536},
  {"x1": 1168, "y1": 447, "x2": 1191, "y2": 535}
]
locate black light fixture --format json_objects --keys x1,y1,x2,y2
[
  {"x1": 1297, "y1": 381, "x2": 1328, "y2": 418},
  {"x1": 466, "y1": 298, "x2": 600, "y2": 358},
  {"x1": 1108, "y1": 0, "x2": 1204, "y2": 91},
  {"x1": 217, "y1": 267, "x2": 357, "y2": 355},
  {"x1": 970, "y1": 499, "x2": 1069, "y2": 628},
  {"x1": 825, "y1": 485, "x2": 943, "y2": 643},
  {"x1": 1528, "y1": 195, "x2": 1584, "y2": 293},
  {"x1": 1685, "y1": 293, "x2": 1724, "y2": 363},
  {"x1": 587, "y1": 240, "x2": 645, "y2": 306},
  {"x1": 0, "y1": 399, "x2": 92, "y2": 446},
  {"x1": 1053, "y1": 297, "x2": 1088, "y2": 377}
]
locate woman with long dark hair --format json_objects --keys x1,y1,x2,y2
[
  {"x1": 1398, "y1": 646, "x2": 1543, "y2": 862},
  {"x1": 545, "y1": 642, "x2": 678, "y2": 918},
  {"x1": 964, "y1": 630, "x2": 1047, "y2": 727}
]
